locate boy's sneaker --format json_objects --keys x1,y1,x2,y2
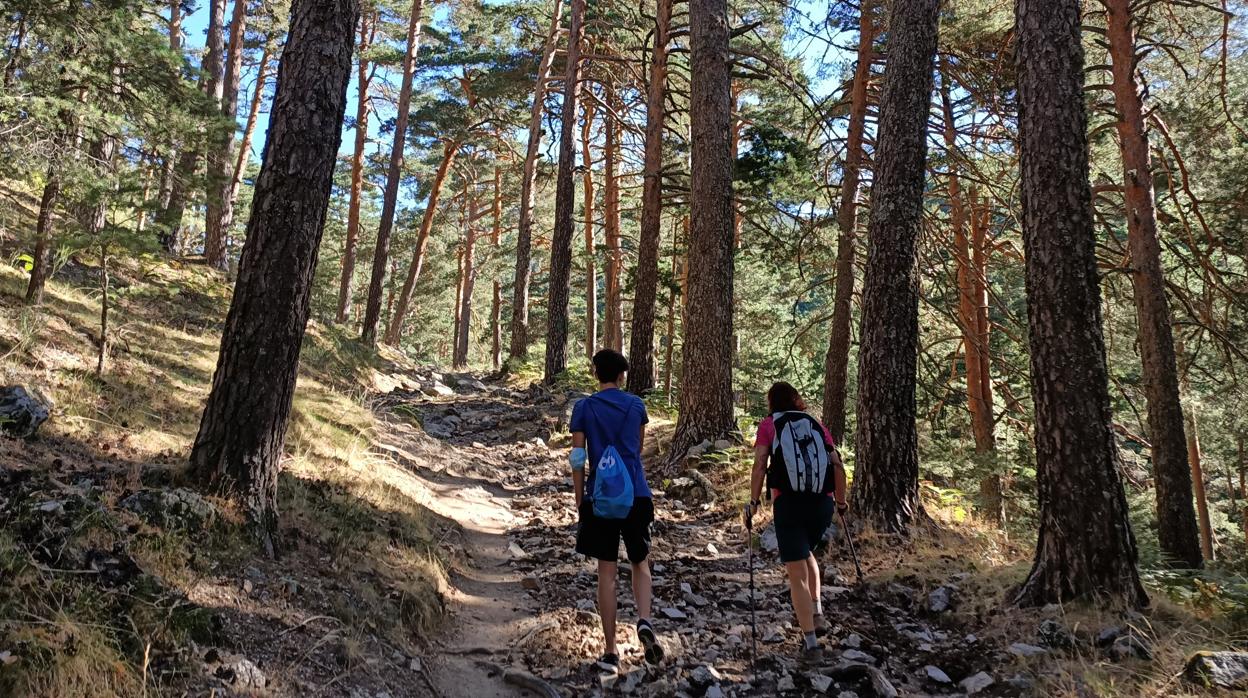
[
  {"x1": 813, "y1": 613, "x2": 830, "y2": 636},
  {"x1": 798, "y1": 643, "x2": 824, "y2": 668},
  {"x1": 638, "y1": 621, "x2": 665, "y2": 665},
  {"x1": 595, "y1": 653, "x2": 620, "y2": 674}
]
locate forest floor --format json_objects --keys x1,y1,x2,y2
[{"x1": 0, "y1": 257, "x2": 1243, "y2": 697}]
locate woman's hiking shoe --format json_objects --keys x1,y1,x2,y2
[
  {"x1": 798, "y1": 643, "x2": 824, "y2": 668},
  {"x1": 595, "y1": 653, "x2": 620, "y2": 674},
  {"x1": 638, "y1": 621, "x2": 664, "y2": 665}
]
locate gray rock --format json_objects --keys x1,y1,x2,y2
[
  {"x1": 215, "y1": 657, "x2": 266, "y2": 689},
  {"x1": 1038, "y1": 619, "x2": 1075, "y2": 649},
  {"x1": 1008, "y1": 642, "x2": 1048, "y2": 658},
  {"x1": 1182, "y1": 651, "x2": 1248, "y2": 690},
  {"x1": 689, "y1": 664, "x2": 721, "y2": 690},
  {"x1": 661, "y1": 607, "x2": 687, "y2": 620},
  {"x1": 960, "y1": 671, "x2": 994, "y2": 695},
  {"x1": 836, "y1": 692, "x2": 858, "y2": 698},
  {"x1": 712, "y1": 439, "x2": 733, "y2": 451},
  {"x1": 777, "y1": 675, "x2": 796, "y2": 691},
  {"x1": 760, "y1": 525, "x2": 779, "y2": 553},
  {"x1": 928, "y1": 586, "x2": 953, "y2": 613},
  {"x1": 0, "y1": 386, "x2": 51, "y2": 438},
  {"x1": 840, "y1": 633, "x2": 862, "y2": 649},
  {"x1": 924, "y1": 665, "x2": 951, "y2": 683},
  {"x1": 121, "y1": 488, "x2": 217, "y2": 531},
  {"x1": 840, "y1": 649, "x2": 876, "y2": 664},
  {"x1": 1096, "y1": 626, "x2": 1122, "y2": 646},
  {"x1": 1108, "y1": 634, "x2": 1152, "y2": 662},
  {"x1": 810, "y1": 674, "x2": 834, "y2": 693},
  {"x1": 704, "y1": 686, "x2": 725, "y2": 698},
  {"x1": 421, "y1": 381, "x2": 455, "y2": 397}
]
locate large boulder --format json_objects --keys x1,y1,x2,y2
[
  {"x1": 0, "y1": 386, "x2": 51, "y2": 438},
  {"x1": 1182, "y1": 651, "x2": 1248, "y2": 690},
  {"x1": 665, "y1": 469, "x2": 716, "y2": 505}
]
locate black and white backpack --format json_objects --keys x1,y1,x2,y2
[{"x1": 768, "y1": 411, "x2": 831, "y2": 494}]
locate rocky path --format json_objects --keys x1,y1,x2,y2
[{"x1": 387, "y1": 376, "x2": 1074, "y2": 697}]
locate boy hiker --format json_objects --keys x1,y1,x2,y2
[
  {"x1": 569, "y1": 349, "x2": 664, "y2": 673},
  {"x1": 745, "y1": 381, "x2": 848, "y2": 664}
]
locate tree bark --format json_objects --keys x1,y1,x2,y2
[
  {"x1": 1105, "y1": 0, "x2": 1202, "y2": 568},
  {"x1": 361, "y1": 0, "x2": 424, "y2": 346},
  {"x1": 850, "y1": 0, "x2": 939, "y2": 532},
  {"x1": 25, "y1": 172, "x2": 60, "y2": 305},
  {"x1": 939, "y1": 63, "x2": 1001, "y2": 523},
  {"x1": 191, "y1": 0, "x2": 358, "y2": 555},
  {"x1": 1186, "y1": 409, "x2": 1215, "y2": 561},
  {"x1": 663, "y1": 238, "x2": 680, "y2": 402},
  {"x1": 337, "y1": 13, "x2": 375, "y2": 323},
  {"x1": 626, "y1": 0, "x2": 671, "y2": 394},
  {"x1": 456, "y1": 192, "x2": 478, "y2": 369},
  {"x1": 543, "y1": 0, "x2": 586, "y2": 382},
  {"x1": 383, "y1": 140, "x2": 459, "y2": 345},
  {"x1": 667, "y1": 0, "x2": 735, "y2": 462},
  {"x1": 820, "y1": 0, "x2": 875, "y2": 444},
  {"x1": 1012, "y1": 0, "x2": 1146, "y2": 608},
  {"x1": 230, "y1": 42, "x2": 273, "y2": 204},
  {"x1": 581, "y1": 95, "x2": 597, "y2": 360},
  {"x1": 603, "y1": 81, "x2": 624, "y2": 352},
  {"x1": 507, "y1": 0, "x2": 564, "y2": 362},
  {"x1": 491, "y1": 164, "x2": 503, "y2": 369},
  {"x1": 203, "y1": 0, "x2": 237, "y2": 269}
]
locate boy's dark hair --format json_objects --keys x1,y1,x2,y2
[
  {"x1": 767, "y1": 381, "x2": 803, "y2": 413},
  {"x1": 592, "y1": 349, "x2": 629, "y2": 383}
]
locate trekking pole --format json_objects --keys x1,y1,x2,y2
[
  {"x1": 838, "y1": 509, "x2": 864, "y2": 585},
  {"x1": 744, "y1": 504, "x2": 758, "y2": 668}
]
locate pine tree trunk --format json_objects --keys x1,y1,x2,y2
[
  {"x1": 491, "y1": 165, "x2": 503, "y2": 369},
  {"x1": 158, "y1": 0, "x2": 211, "y2": 256},
  {"x1": 337, "y1": 14, "x2": 374, "y2": 323},
  {"x1": 230, "y1": 42, "x2": 273, "y2": 208},
  {"x1": 25, "y1": 172, "x2": 59, "y2": 305},
  {"x1": 581, "y1": 96, "x2": 597, "y2": 360},
  {"x1": 507, "y1": 0, "x2": 564, "y2": 362},
  {"x1": 1105, "y1": 0, "x2": 1202, "y2": 569},
  {"x1": 667, "y1": 0, "x2": 735, "y2": 462},
  {"x1": 190, "y1": 0, "x2": 358, "y2": 555},
  {"x1": 940, "y1": 65, "x2": 1001, "y2": 523},
  {"x1": 1012, "y1": 0, "x2": 1146, "y2": 607},
  {"x1": 156, "y1": 0, "x2": 182, "y2": 224},
  {"x1": 663, "y1": 236, "x2": 680, "y2": 402},
  {"x1": 361, "y1": 0, "x2": 424, "y2": 346},
  {"x1": 626, "y1": 0, "x2": 670, "y2": 393},
  {"x1": 850, "y1": 0, "x2": 938, "y2": 532},
  {"x1": 970, "y1": 187, "x2": 1003, "y2": 521},
  {"x1": 203, "y1": 0, "x2": 235, "y2": 269},
  {"x1": 820, "y1": 0, "x2": 875, "y2": 443},
  {"x1": 1186, "y1": 409, "x2": 1215, "y2": 561},
  {"x1": 456, "y1": 194, "x2": 478, "y2": 369},
  {"x1": 543, "y1": 0, "x2": 586, "y2": 382},
  {"x1": 453, "y1": 244, "x2": 465, "y2": 363},
  {"x1": 383, "y1": 140, "x2": 458, "y2": 345},
  {"x1": 603, "y1": 82, "x2": 624, "y2": 352}
]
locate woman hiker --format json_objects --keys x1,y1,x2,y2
[
  {"x1": 744, "y1": 381, "x2": 849, "y2": 663},
  {"x1": 569, "y1": 349, "x2": 665, "y2": 673}
]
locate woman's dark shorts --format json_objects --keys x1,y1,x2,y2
[
  {"x1": 773, "y1": 492, "x2": 835, "y2": 563},
  {"x1": 576, "y1": 497, "x2": 654, "y2": 563}
]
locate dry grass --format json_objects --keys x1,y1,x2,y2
[{"x1": 0, "y1": 256, "x2": 452, "y2": 695}]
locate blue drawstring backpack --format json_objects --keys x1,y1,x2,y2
[
  {"x1": 589, "y1": 398, "x2": 636, "y2": 519},
  {"x1": 592, "y1": 444, "x2": 634, "y2": 519}
]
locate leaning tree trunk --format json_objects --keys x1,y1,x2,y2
[
  {"x1": 850, "y1": 0, "x2": 939, "y2": 533},
  {"x1": 1186, "y1": 408, "x2": 1215, "y2": 561},
  {"x1": 820, "y1": 0, "x2": 875, "y2": 443},
  {"x1": 383, "y1": 139, "x2": 459, "y2": 345},
  {"x1": 360, "y1": 0, "x2": 424, "y2": 346},
  {"x1": 626, "y1": 0, "x2": 671, "y2": 394},
  {"x1": 190, "y1": 0, "x2": 358, "y2": 555},
  {"x1": 603, "y1": 81, "x2": 624, "y2": 352},
  {"x1": 1012, "y1": 0, "x2": 1146, "y2": 607},
  {"x1": 581, "y1": 95, "x2": 597, "y2": 360},
  {"x1": 508, "y1": 0, "x2": 564, "y2": 362},
  {"x1": 337, "y1": 13, "x2": 374, "y2": 323},
  {"x1": 25, "y1": 172, "x2": 60, "y2": 305},
  {"x1": 666, "y1": 0, "x2": 735, "y2": 463},
  {"x1": 543, "y1": 0, "x2": 586, "y2": 382},
  {"x1": 229, "y1": 42, "x2": 273, "y2": 204},
  {"x1": 456, "y1": 194, "x2": 479, "y2": 369},
  {"x1": 1105, "y1": 0, "x2": 1202, "y2": 569}
]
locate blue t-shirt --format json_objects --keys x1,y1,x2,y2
[{"x1": 570, "y1": 388, "x2": 652, "y2": 499}]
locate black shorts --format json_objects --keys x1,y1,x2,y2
[
  {"x1": 576, "y1": 497, "x2": 654, "y2": 563},
  {"x1": 773, "y1": 492, "x2": 835, "y2": 563}
]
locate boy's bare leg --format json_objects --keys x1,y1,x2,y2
[{"x1": 598, "y1": 560, "x2": 618, "y2": 655}]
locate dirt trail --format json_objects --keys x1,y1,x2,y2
[{"x1": 386, "y1": 377, "x2": 1044, "y2": 697}]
